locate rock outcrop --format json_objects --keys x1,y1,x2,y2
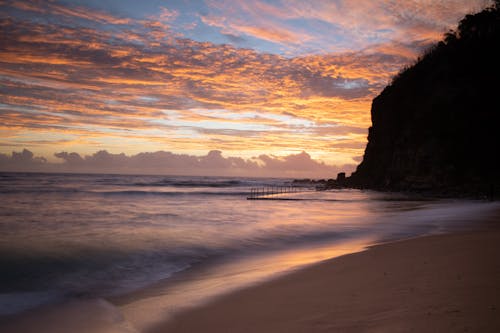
[{"x1": 350, "y1": 2, "x2": 500, "y2": 197}]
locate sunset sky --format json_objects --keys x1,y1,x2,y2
[{"x1": 0, "y1": 0, "x2": 490, "y2": 177}]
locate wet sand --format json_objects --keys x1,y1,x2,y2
[
  {"x1": 151, "y1": 229, "x2": 500, "y2": 333},
  {"x1": 1, "y1": 215, "x2": 499, "y2": 333}
]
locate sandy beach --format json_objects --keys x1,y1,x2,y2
[
  {"x1": 1, "y1": 202, "x2": 498, "y2": 333},
  {"x1": 151, "y1": 227, "x2": 500, "y2": 333}
]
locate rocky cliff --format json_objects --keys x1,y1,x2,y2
[{"x1": 350, "y1": 3, "x2": 500, "y2": 196}]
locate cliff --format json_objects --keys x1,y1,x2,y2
[{"x1": 350, "y1": 3, "x2": 500, "y2": 196}]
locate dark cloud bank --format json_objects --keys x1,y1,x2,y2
[{"x1": 0, "y1": 149, "x2": 354, "y2": 178}]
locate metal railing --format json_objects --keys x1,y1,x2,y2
[{"x1": 247, "y1": 186, "x2": 309, "y2": 200}]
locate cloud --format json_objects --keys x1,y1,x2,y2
[
  {"x1": 201, "y1": 1, "x2": 313, "y2": 45},
  {"x1": 0, "y1": 149, "x2": 47, "y2": 170},
  {"x1": 0, "y1": 0, "x2": 489, "y2": 168},
  {"x1": 0, "y1": 149, "x2": 353, "y2": 178},
  {"x1": 257, "y1": 151, "x2": 334, "y2": 172},
  {"x1": 0, "y1": 4, "x2": 386, "y2": 164},
  {"x1": 157, "y1": 7, "x2": 179, "y2": 22},
  {"x1": 9, "y1": 0, "x2": 131, "y2": 25},
  {"x1": 201, "y1": 0, "x2": 488, "y2": 54}
]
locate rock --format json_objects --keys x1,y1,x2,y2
[{"x1": 349, "y1": 3, "x2": 500, "y2": 198}]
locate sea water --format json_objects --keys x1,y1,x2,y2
[{"x1": 0, "y1": 172, "x2": 498, "y2": 322}]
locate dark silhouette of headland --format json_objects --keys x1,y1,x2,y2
[{"x1": 346, "y1": 1, "x2": 500, "y2": 198}]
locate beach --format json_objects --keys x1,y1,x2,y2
[
  {"x1": 2, "y1": 226, "x2": 499, "y2": 333},
  {"x1": 151, "y1": 227, "x2": 500, "y2": 333},
  {"x1": 1, "y1": 173, "x2": 500, "y2": 332}
]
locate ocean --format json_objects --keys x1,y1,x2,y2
[{"x1": 0, "y1": 172, "x2": 498, "y2": 330}]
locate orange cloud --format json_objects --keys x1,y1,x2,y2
[
  {"x1": 232, "y1": 24, "x2": 309, "y2": 44},
  {"x1": 1, "y1": 0, "x2": 489, "y2": 172}
]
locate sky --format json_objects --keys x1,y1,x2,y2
[{"x1": 0, "y1": 0, "x2": 491, "y2": 177}]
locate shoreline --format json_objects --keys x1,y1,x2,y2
[
  {"x1": 113, "y1": 236, "x2": 373, "y2": 332},
  {"x1": 0, "y1": 205, "x2": 498, "y2": 332},
  {"x1": 150, "y1": 223, "x2": 500, "y2": 332}
]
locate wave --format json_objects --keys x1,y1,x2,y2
[
  {"x1": 94, "y1": 190, "x2": 251, "y2": 196},
  {"x1": 0, "y1": 174, "x2": 289, "y2": 195},
  {"x1": 132, "y1": 179, "x2": 244, "y2": 188},
  {"x1": 0, "y1": 188, "x2": 252, "y2": 197},
  {"x1": 0, "y1": 187, "x2": 81, "y2": 194},
  {"x1": 0, "y1": 226, "x2": 360, "y2": 301}
]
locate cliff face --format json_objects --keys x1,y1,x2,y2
[{"x1": 350, "y1": 4, "x2": 500, "y2": 195}]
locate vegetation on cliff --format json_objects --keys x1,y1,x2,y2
[{"x1": 350, "y1": 1, "x2": 500, "y2": 196}]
